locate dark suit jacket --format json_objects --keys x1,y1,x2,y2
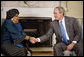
[{"x1": 39, "y1": 16, "x2": 80, "y2": 44}]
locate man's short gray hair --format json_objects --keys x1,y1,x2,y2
[{"x1": 54, "y1": 7, "x2": 65, "y2": 16}]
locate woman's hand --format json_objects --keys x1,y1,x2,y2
[{"x1": 24, "y1": 36, "x2": 29, "y2": 40}]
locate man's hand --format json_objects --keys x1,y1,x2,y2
[
  {"x1": 66, "y1": 42, "x2": 75, "y2": 51},
  {"x1": 29, "y1": 37, "x2": 38, "y2": 44}
]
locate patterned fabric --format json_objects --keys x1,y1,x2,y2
[
  {"x1": 1, "y1": 43, "x2": 27, "y2": 56},
  {"x1": 6, "y1": 9, "x2": 19, "y2": 19},
  {"x1": 13, "y1": 35, "x2": 24, "y2": 45}
]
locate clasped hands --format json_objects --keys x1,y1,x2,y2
[
  {"x1": 25, "y1": 36, "x2": 75, "y2": 50},
  {"x1": 66, "y1": 42, "x2": 75, "y2": 51},
  {"x1": 25, "y1": 36, "x2": 38, "y2": 44},
  {"x1": 29, "y1": 37, "x2": 38, "y2": 44}
]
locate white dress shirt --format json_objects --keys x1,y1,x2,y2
[{"x1": 59, "y1": 17, "x2": 70, "y2": 40}]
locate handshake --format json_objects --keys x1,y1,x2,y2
[
  {"x1": 29, "y1": 37, "x2": 39, "y2": 44},
  {"x1": 25, "y1": 36, "x2": 39, "y2": 44}
]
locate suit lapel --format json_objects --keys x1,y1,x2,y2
[{"x1": 55, "y1": 21, "x2": 62, "y2": 37}]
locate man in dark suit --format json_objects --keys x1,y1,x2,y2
[{"x1": 31, "y1": 7, "x2": 83, "y2": 56}]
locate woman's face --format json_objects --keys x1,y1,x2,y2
[{"x1": 11, "y1": 14, "x2": 19, "y2": 23}]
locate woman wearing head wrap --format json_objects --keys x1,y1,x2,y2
[{"x1": 1, "y1": 9, "x2": 35, "y2": 56}]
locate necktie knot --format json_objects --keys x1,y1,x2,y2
[{"x1": 60, "y1": 21, "x2": 62, "y2": 23}]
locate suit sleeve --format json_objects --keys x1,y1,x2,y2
[
  {"x1": 73, "y1": 19, "x2": 80, "y2": 42},
  {"x1": 39, "y1": 22, "x2": 54, "y2": 42}
]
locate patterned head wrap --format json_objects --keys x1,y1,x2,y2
[{"x1": 6, "y1": 9, "x2": 19, "y2": 19}]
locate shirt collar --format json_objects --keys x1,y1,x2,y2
[{"x1": 59, "y1": 16, "x2": 65, "y2": 23}]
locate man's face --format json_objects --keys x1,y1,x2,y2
[{"x1": 54, "y1": 9, "x2": 61, "y2": 20}]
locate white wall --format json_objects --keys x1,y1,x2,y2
[
  {"x1": 66, "y1": 1, "x2": 83, "y2": 18},
  {"x1": 2, "y1": 7, "x2": 55, "y2": 20}
]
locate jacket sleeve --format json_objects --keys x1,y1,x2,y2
[
  {"x1": 73, "y1": 19, "x2": 81, "y2": 42},
  {"x1": 39, "y1": 22, "x2": 54, "y2": 42}
]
